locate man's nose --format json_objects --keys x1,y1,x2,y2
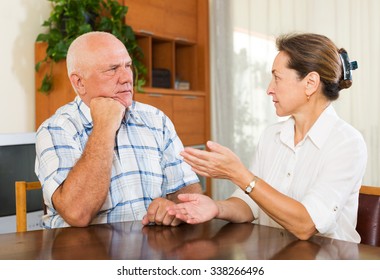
[{"x1": 119, "y1": 66, "x2": 133, "y2": 83}]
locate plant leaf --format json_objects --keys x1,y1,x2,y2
[
  {"x1": 38, "y1": 74, "x2": 53, "y2": 94},
  {"x1": 35, "y1": 61, "x2": 42, "y2": 72}
]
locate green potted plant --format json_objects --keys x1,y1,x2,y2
[{"x1": 35, "y1": 0, "x2": 146, "y2": 94}]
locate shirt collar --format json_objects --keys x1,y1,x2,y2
[
  {"x1": 279, "y1": 104, "x2": 339, "y2": 150},
  {"x1": 125, "y1": 101, "x2": 144, "y2": 125},
  {"x1": 307, "y1": 104, "x2": 339, "y2": 149},
  {"x1": 75, "y1": 96, "x2": 92, "y2": 127}
]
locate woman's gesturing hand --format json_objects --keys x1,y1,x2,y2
[{"x1": 180, "y1": 140, "x2": 245, "y2": 182}]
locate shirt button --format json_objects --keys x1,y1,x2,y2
[{"x1": 287, "y1": 172, "x2": 291, "y2": 177}]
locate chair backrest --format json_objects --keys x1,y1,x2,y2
[
  {"x1": 15, "y1": 181, "x2": 42, "y2": 232},
  {"x1": 356, "y1": 185, "x2": 380, "y2": 246}
]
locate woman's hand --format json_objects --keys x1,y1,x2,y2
[
  {"x1": 166, "y1": 193, "x2": 219, "y2": 224},
  {"x1": 142, "y1": 197, "x2": 182, "y2": 226},
  {"x1": 180, "y1": 141, "x2": 246, "y2": 184}
]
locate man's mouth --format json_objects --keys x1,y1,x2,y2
[{"x1": 117, "y1": 89, "x2": 133, "y2": 96}]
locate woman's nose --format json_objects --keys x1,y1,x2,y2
[
  {"x1": 266, "y1": 84, "x2": 273, "y2": 95},
  {"x1": 266, "y1": 78, "x2": 275, "y2": 95}
]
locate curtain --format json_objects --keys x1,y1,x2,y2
[{"x1": 209, "y1": 0, "x2": 380, "y2": 200}]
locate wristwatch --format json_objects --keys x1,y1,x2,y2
[{"x1": 244, "y1": 176, "x2": 259, "y2": 194}]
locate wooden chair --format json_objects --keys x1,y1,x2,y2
[
  {"x1": 15, "y1": 181, "x2": 43, "y2": 232},
  {"x1": 356, "y1": 185, "x2": 380, "y2": 246}
]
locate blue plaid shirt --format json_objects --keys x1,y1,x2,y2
[{"x1": 35, "y1": 96, "x2": 199, "y2": 228}]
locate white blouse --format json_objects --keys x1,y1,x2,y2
[{"x1": 231, "y1": 105, "x2": 367, "y2": 243}]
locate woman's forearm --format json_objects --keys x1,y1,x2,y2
[{"x1": 216, "y1": 197, "x2": 254, "y2": 223}]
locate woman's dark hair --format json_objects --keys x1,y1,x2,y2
[{"x1": 276, "y1": 33, "x2": 353, "y2": 101}]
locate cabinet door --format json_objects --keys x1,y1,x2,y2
[
  {"x1": 162, "y1": 0, "x2": 197, "y2": 42},
  {"x1": 124, "y1": 0, "x2": 164, "y2": 36},
  {"x1": 134, "y1": 93, "x2": 173, "y2": 120},
  {"x1": 172, "y1": 95, "x2": 205, "y2": 146},
  {"x1": 125, "y1": 0, "x2": 197, "y2": 42}
]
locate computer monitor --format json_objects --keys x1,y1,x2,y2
[{"x1": 0, "y1": 133, "x2": 43, "y2": 233}]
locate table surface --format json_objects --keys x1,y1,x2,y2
[{"x1": 0, "y1": 219, "x2": 379, "y2": 260}]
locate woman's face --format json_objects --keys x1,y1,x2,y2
[{"x1": 267, "y1": 51, "x2": 308, "y2": 117}]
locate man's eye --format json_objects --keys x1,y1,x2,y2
[{"x1": 106, "y1": 67, "x2": 117, "y2": 74}]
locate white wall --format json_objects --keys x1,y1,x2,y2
[{"x1": 0, "y1": 0, "x2": 51, "y2": 133}]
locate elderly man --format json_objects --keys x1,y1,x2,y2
[{"x1": 35, "y1": 31, "x2": 201, "y2": 228}]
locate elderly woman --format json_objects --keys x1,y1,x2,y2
[{"x1": 167, "y1": 33, "x2": 367, "y2": 243}]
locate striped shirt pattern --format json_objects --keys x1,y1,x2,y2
[{"x1": 35, "y1": 96, "x2": 199, "y2": 228}]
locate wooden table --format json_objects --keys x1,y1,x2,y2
[{"x1": 0, "y1": 220, "x2": 379, "y2": 260}]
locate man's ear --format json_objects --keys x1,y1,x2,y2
[
  {"x1": 69, "y1": 73, "x2": 86, "y2": 96},
  {"x1": 305, "y1": 71, "x2": 320, "y2": 95}
]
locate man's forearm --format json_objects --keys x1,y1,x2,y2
[
  {"x1": 52, "y1": 127, "x2": 116, "y2": 226},
  {"x1": 167, "y1": 183, "x2": 203, "y2": 204}
]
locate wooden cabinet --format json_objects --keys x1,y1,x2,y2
[
  {"x1": 35, "y1": 43, "x2": 76, "y2": 129},
  {"x1": 124, "y1": 0, "x2": 198, "y2": 42},
  {"x1": 134, "y1": 93, "x2": 205, "y2": 146},
  {"x1": 126, "y1": 0, "x2": 210, "y2": 195},
  {"x1": 35, "y1": 0, "x2": 210, "y2": 195},
  {"x1": 126, "y1": 0, "x2": 210, "y2": 142},
  {"x1": 133, "y1": 93, "x2": 174, "y2": 120},
  {"x1": 173, "y1": 95, "x2": 205, "y2": 145}
]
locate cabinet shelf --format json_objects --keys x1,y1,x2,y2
[
  {"x1": 136, "y1": 34, "x2": 198, "y2": 92},
  {"x1": 141, "y1": 87, "x2": 205, "y2": 96}
]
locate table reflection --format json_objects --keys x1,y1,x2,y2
[
  {"x1": 0, "y1": 219, "x2": 374, "y2": 260},
  {"x1": 40, "y1": 223, "x2": 114, "y2": 259},
  {"x1": 142, "y1": 222, "x2": 255, "y2": 259},
  {"x1": 42, "y1": 220, "x2": 360, "y2": 260}
]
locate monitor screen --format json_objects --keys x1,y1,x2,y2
[{"x1": 0, "y1": 133, "x2": 42, "y2": 217}]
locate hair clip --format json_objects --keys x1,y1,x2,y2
[{"x1": 339, "y1": 52, "x2": 358, "y2": 81}]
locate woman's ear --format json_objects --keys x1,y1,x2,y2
[
  {"x1": 305, "y1": 71, "x2": 320, "y2": 95},
  {"x1": 69, "y1": 73, "x2": 86, "y2": 96}
]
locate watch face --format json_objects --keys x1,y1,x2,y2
[{"x1": 245, "y1": 177, "x2": 258, "y2": 194}]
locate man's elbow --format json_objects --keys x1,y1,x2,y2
[{"x1": 61, "y1": 210, "x2": 93, "y2": 227}]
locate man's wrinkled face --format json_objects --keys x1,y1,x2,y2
[{"x1": 76, "y1": 38, "x2": 134, "y2": 108}]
